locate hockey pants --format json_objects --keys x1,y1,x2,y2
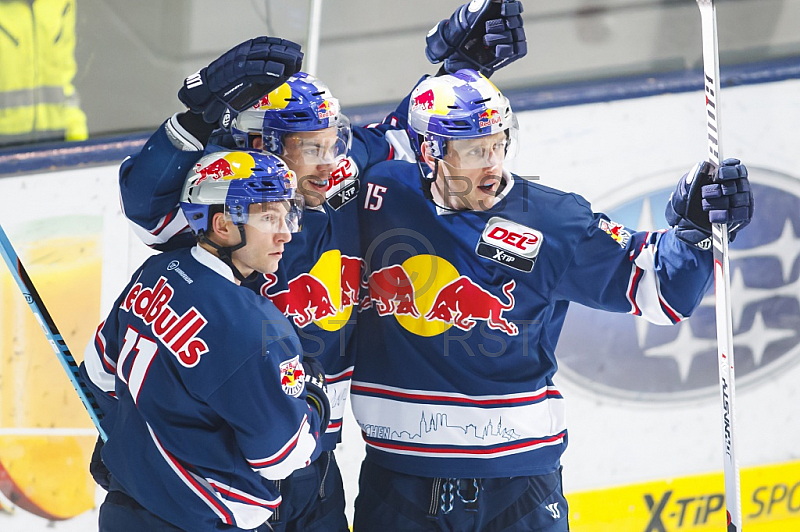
[
  {"x1": 267, "y1": 450, "x2": 349, "y2": 532},
  {"x1": 98, "y1": 451, "x2": 347, "y2": 531},
  {"x1": 352, "y1": 457, "x2": 569, "y2": 532}
]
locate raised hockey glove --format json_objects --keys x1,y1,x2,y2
[
  {"x1": 425, "y1": 0, "x2": 527, "y2": 77},
  {"x1": 302, "y1": 357, "x2": 331, "y2": 434},
  {"x1": 178, "y1": 37, "x2": 303, "y2": 129},
  {"x1": 665, "y1": 158, "x2": 753, "y2": 250},
  {"x1": 89, "y1": 435, "x2": 111, "y2": 491}
]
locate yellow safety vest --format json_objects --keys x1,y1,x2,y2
[{"x1": 0, "y1": 0, "x2": 88, "y2": 145}]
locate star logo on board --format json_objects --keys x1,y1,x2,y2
[{"x1": 558, "y1": 167, "x2": 800, "y2": 400}]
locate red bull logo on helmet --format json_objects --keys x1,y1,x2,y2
[
  {"x1": 194, "y1": 152, "x2": 256, "y2": 185},
  {"x1": 317, "y1": 100, "x2": 336, "y2": 120},
  {"x1": 256, "y1": 83, "x2": 292, "y2": 110},
  {"x1": 279, "y1": 355, "x2": 305, "y2": 397},
  {"x1": 254, "y1": 94, "x2": 271, "y2": 109},
  {"x1": 412, "y1": 89, "x2": 436, "y2": 111},
  {"x1": 478, "y1": 109, "x2": 502, "y2": 128},
  {"x1": 599, "y1": 219, "x2": 631, "y2": 248}
]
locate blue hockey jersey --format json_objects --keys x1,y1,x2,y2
[
  {"x1": 118, "y1": 114, "x2": 405, "y2": 449},
  {"x1": 352, "y1": 161, "x2": 713, "y2": 479},
  {"x1": 81, "y1": 246, "x2": 323, "y2": 531}
]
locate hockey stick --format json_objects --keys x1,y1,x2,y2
[
  {"x1": 0, "y1": 222, "x2": 107, "y2": 442},
  {"x1": 696, "y1": 1, "x2": 742, "y2": 530}
]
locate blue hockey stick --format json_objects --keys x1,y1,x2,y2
[{"x1": 0, "y1": 222, "x2": 107, "y2": 442}]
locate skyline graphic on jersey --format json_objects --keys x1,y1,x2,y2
[
  {"x1": 362, "y1": 411, "x2": 522, "y2": 445},
  {"x1": 558, "y1": 167, "x2": 800, "y2": 399}
]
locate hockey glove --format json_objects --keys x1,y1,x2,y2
[
  {"x1": 425, "y1": 0, "x2": 527, "y2": 77},
  {"x1": 178, "y1": 37, "x2": 303, "y2": 128},
  {"x1": 89, "y1": 435, "x2": 111, "y2": 491},
  {"x1": 665, "y1": 158, "x2": 753, "y2": 250},
  {"x1": 302, "y1": 357, "x2": 331, "y2": 434}
]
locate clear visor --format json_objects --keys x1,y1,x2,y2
[
  {"x1": 274, "y1": 116, "x2": 352, "y2": 167},
  {"x1": 224, "y1": 198, "x2": 305, "y2": 234},
  {"x1": 437, "y1": 127, "x2": 519, "y2": 170}
]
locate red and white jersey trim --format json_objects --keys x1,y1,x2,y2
[
  {"x1": 83, "y1": 337, "x2": 115, "y2": 394},
  {"x1": 631, "y1": 239, "x2": 686, "y2": 325},
  {"x1": 325, "y1": 366, "x2": 353, "y2": 433},
  {"x1": 205, "y1": 479, "x2": 279, "y2": 530},
  {"x1": 147, "y1": 424, "x2": 235, "y2": 526},
  {"x1": 247, "y1": 414, "x2": 318, "y2": 480},
  {"x1": 129, "y1": 209, "x2": 191, "y2": 248},
  {"x1": 350, "y1": 382, "x2": 566, "y2": 459}
]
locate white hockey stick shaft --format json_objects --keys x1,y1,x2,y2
[
  {"x1": 0, "y1": 223, "x2": 107, "y2": 442},
  {"x1": 696, "y1": 1, "x2": 742, "y2": 530}
]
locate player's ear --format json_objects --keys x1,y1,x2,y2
[{"x1": 209, "y1": 211, "x2": 236, "y2": 244}]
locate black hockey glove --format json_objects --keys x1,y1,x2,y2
[
  {"x1": 425, "y1": 0, "x2": 527, "y2": 77},
  {"x1": 665, "y1": 158, "x2": 753, "y2": 250},
  {"x1": 89, "y1": 435, "x2": 111, "y2": 491},
  {"x1": 302, "y1": 357, "x2": 330, "y2": 434},
  {"x1": 178, "y1": 37, "x2": 303, "y2": 129}
]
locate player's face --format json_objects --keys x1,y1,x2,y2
[
  {"x1": 280, "y1": 129, "x2": 343, "y2": 208},
  {"x1": 435, "y1": 132, "x2": 507, "y2": 211},
  {"x1": 230, "y1": 202, "x2": 293, "y2": 276}
]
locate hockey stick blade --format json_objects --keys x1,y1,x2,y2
[
  {"x1": 0, "y1": 223, "x2": 107, "y2": 442},
  {"x1": 696, "y1": 1, "x2": 743, "y2": 530}
]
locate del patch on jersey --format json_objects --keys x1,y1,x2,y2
[
  {"x1": 325, "y1": 156, "x2": 359, "y2": 210},
  {"x1": 476, "y1": 217, "x2": 543, "y2": 272}
]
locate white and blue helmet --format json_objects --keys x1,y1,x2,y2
[
  {"x1": 231, "y1": 73, "x2": 352, "y2": 165},
  {"x1": 408, "y1": 69, "x2": 518, "y2": 169},
  {"x1": 180, "y1": 150, "x2": 303, "y2": 236}
]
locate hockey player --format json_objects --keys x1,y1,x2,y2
[
  {"x1": 114, "y1": 2, "x2": 527, "y2": 529},
  {"x1": 350, "y1": 71, "x2": 754, "y2": 531},
  {"x1": 79, "y1": 151, "x2": 331, "y2": 531}
]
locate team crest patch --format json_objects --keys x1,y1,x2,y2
[
  {"x1": 599, "y1": 219, "x2": 631, "y2": 248},
  {"x1": 475, "y1": 217, "x2": 543, "y2": 272},
  {"x1": 279, "y1": 356, "x2": 305, "y2": 397}
]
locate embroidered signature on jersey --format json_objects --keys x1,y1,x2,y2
[
  {"x1": 598, "y1": 219, "x2": 631, "y2": 248},
  {"x1": 121, "y1": 276, "x2": 209, "y2": 367},
  {"x1": 280, "y1": 356, "x2": 306, "y2": 397}
]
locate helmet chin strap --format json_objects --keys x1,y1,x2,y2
[{"x1": 198, "y1": 226, "x2": 259, "y2": 283}]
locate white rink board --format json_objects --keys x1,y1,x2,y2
[{"x1": 0, "y1": 77, "x2": 798, "y2": 530}]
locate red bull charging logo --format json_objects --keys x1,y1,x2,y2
[
  {"x1": 317, "y1": 100, "x2": 336, "y2": 120},
  {"x1": 478, "y1": 109, "x2": 502, "y2": 128},
  {"x1": 425, "y1": 277, "x2": 518, "y2": 336},
  {"x1": 254, "y1": 94, "x2": 271, "y2": 109},
  {"x1": 193, "y1": 152, "x2": 255, "y2": 185},
  {"x1": 261, "y1": 273, "x2": 337, "y2": 327},
  {"x1": 260, "y1": 251, "x2": 364, "y2": 331},
  {"x1": 411, "y1": 89, "x2": 436, "y2": 111},
  {"x1": 363, "y1": 256, "x2": 519, "y2": 337}
]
